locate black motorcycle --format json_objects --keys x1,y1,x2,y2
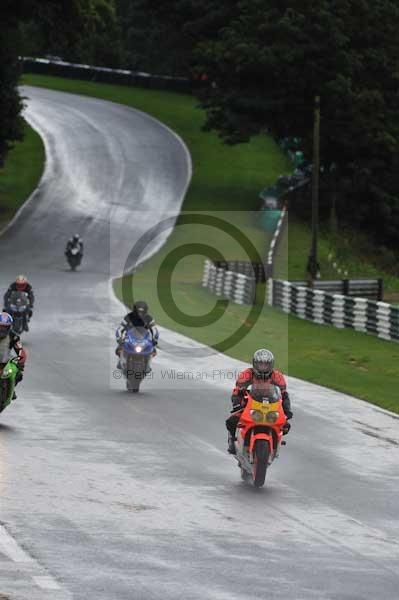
[
  {"x1": 66, "y1": 246, "x2": 83, "y2": 271},
  {"x1": 6, "y1": 291, "x2": 30, "y2": 334}
]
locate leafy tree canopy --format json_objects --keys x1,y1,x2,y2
[
  {"x1": 196, "y1": 1, "x2": 399, "y2": 159},
  {"x1": 0, "y1": 0, "x2": 121, "y2": 165},
  {"x1": 194, "y1": 0, "x2": 399, "y2": 250},
  {"x1": 116, "y1": 0, "x2": 234, "y2": 74}
]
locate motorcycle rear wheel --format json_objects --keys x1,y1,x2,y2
[
  {"x1": 253, "y1": 440, "x2": 269, "y2": 488},
  {"x1": 0, "y1": 380, "x2": 9, "y2": 413}
]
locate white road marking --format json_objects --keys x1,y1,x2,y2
[
  {"x1": 33, "y1": 576, "x2": 61, "y2": 590},
  {"x1": 0, "y1": 525, "x2": 66, "y2": 595},
  {"x1": 0, "y1": 524, "x2": 34, "y2": 563}
]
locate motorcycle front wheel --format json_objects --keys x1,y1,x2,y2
[
  {"x1": 253, "y1": 440, "x2": 269, "y2": 488},
  {"x1": 126, "y1": 357, "x2": 148, "y2": 393},
  {"x1": 126, "y1": 376, "x2": 141, "y2": 393}
]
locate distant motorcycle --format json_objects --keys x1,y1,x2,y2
[
  {"x1": 66, "y1": 246, "x2": 82, "y2": 271},
  {"x1": 5, "y1": 291, "x2": 30, "y2": 334},
  {"x1": 0, "y1": 357, "x2": 20, "y2": 413},
  {"x1": 118, "y1": 326, "x2": 157, "y2": 393},
  {"x1": 232, "y1": 382, "x2": 288, "y2": 488}
]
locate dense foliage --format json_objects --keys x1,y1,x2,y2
[
  {"x1": 17, "y1": 0, "x2": 122, "y2": 67},
  {"x1": 115, "y1": 0, "x2": 232, "y2": 75},
  {"x1": 0, "y1": 25, "x2": 24, "y2": 166},
  {"x1": 0, "y1": 0, "x2": 121, "y2": 165},
  {"x1": 194, "y1": 1, "x2": 399, "y2": 252},
  {"x1": 1, "y1": 0, "x2": 398, "y2": 254}
]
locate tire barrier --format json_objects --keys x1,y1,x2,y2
[
  {"x1": 21, "y1": 57, "x2": 192, "y2": 93},
  {"x1": 202, "y1": 260, "x2": 256, "y2": 305},
  {"x1": 213, "y1": 260, "x2": 266, "y2": 283},
  {"x1": 270, "y1": 279, "x2": 399, "y2": 342}
]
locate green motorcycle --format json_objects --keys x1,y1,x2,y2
[{"x1": 0, "y1": 357, "x2": 20, "y2": 413}]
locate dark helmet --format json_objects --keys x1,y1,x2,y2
[
  {"x1": 72, "y1": 234, "x2": 80, "y2": 243},
  {"x1": 133, "y1": 301, "x2": 148, "y2": 318},
  {"x1": 253, "y1": 348, "x2": 274, "y2": 379},
  {"x1": 0, "y1": 312, "x2": 13, "y2": 339}
]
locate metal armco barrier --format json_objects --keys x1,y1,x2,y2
[
  {"x1": 202, "y1": 260, "x2": 256, "y2": 305},
  {"x1": 270, "y1": 280, "x2": 399, "y2": 342},
  {"x1": 289, "y1": 278, "x2": 383, "y2": 301},
  {"x1": 266, "y1": 206, "x2": 287, "y2": 278},
  {"x1": 21, "y1": 57, "x2": 192, "y2": 93}
]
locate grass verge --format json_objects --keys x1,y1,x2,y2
[
  {"x1": 23, "y1": 74, "x2": 399, "y2": 413},
  {"x1": 0, "y1": 121, "x2": 44, "y2": 229},
  {"x1": 275, "y1": 217, "x2": 399, "y2": 297}
]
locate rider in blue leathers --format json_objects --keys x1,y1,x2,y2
[{"x1": 115, "y1": 301, "x2": 158, "y2": 370}]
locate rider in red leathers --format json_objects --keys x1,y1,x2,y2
[
  {"x1": 3, "y1": 275, "x2": 35, "y2": 331},
  {"x1": 226, "y1": 349, "x2": 293, "y2": 454}
]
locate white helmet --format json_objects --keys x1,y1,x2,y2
[{"x1": 253, "y1": 348, "x2": 274, "y2": 378}]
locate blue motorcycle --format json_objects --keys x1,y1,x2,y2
[
  {"x1": 118, "y1": 326, "x2": 158, "y2": 392},
  {"x1": 6, "y1": 291, "x2": 30, "y2": 334}
]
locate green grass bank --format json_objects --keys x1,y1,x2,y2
[
  {"x1": 0, "y1": 121, "x2": 44, "y2": 230},
  {"x1": 22, "y1": 74, "x2": 399, "y2": 413}
]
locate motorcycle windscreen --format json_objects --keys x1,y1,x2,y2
[
  {"x1": 124, "y1": 327, "x2": 154, "y2": 356},
  {"x1": 249, "y1": 382, "x2": 281, "y2": 403},
  {"x1": 126, "y1": 326, "x2": 152, "y2": 345}
]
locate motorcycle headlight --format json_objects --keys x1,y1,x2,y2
[
  {"x1": 266, "y1": 411, "x2": 280, "y2": 423},
  {"x1": 1, "y1": 368, "x2": 13, "y2": 378},
  {"x1": 135, "y1": 345, "x2": 143, "y2": 353},
  {"x1": 250, "y1": 409, "x2": 263, "y2": 422}
]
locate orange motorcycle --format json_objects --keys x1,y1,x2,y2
[{"x1": 233, "y1": 382, "x2": 288, "y2": 488}]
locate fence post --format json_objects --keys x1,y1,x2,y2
[{"x1": 377, "y1": 278, "x2": 384, "y2": 302}]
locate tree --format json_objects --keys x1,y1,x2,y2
[
  {"x1": 0, "y1": 2, "x2": 26, "y2": 165},
  {"x1": 116, "y1": 0, "x2": 234, "y2": 75},
  {"x1": 17, "y1": 0, "x2": 122, "y2": 66},
  {"x1": 0, "y1": 38, "x2": 24, "y2": 167},
  {"x1": 195, "y1": 0, "x2": 399, "y2": 250},
  {"x1": 76, "y1": 0, "x2": 122, "y2": 67},
  {"x1": 0, "y1": 0, "x2": 121, "y2": 167}
]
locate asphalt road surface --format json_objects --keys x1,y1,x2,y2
[{"x1": 0, "y1": 86, "x2": 398, "y2": 600}]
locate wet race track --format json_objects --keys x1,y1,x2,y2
[{"x1": 0, "y1": 86, "x2": 398, "y2": 600}]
